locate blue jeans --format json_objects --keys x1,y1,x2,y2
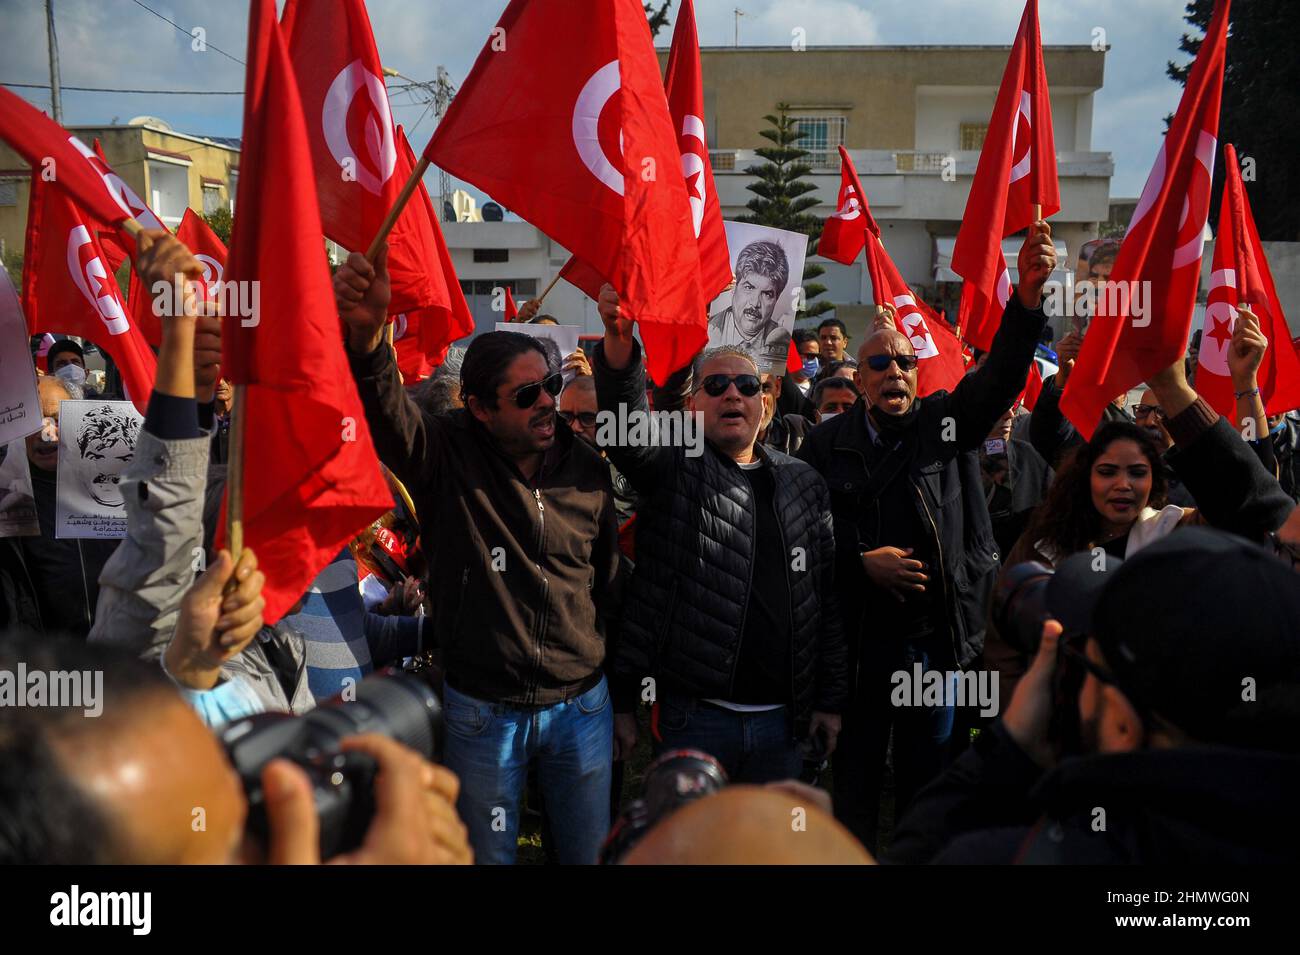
[
  {"x1": 442, "y1": 676, "x2": 613, "y2": 865},
  {"x1": 654, "y1": 696, "x2": 802, "y2": 784}
]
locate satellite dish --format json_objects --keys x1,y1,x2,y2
[
  {"x1": 128, "y1": 116, "x2": 172, "y2": 130},
  {"x1": 481, "y1": 202, "x2": 503, "y2": 222}
]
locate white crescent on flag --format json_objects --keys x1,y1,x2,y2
[
  {"x1": 573, "y1": 60, "x2": 624, "y2": 197},
  {"x1": 322, "y1": 59, "x2": 398, "y2": 196},
  {"x1": 66, "y1": 225, "x2": 128, "y2": 335}
]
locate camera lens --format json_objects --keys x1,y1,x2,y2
[
  {"x1": 299, "y1": 669, "x2": 443, "y2": 762},
  {"x1": 990, "y1": 561, "x2": 1054, "y2": 656}
]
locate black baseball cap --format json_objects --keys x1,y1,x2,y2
[
  {"x1": 46, "y1": 339, "x2": 85, "y2": 371},
  {"x1": 1048, "y1": 527, "x2": 1300, "y2": 752}
]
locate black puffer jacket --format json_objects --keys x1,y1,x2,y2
[
  {"x1": 799, "y1": 294, "x2": 1047, "y2": 673},
  {"x1": 593, "y1": 340, "x2": 849, "y2": 736}
]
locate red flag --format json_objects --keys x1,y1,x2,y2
[
  {"x1": 386, "y1": 126, "x2": 473, "y2": 358},
  {"x1": 817, "y1": 145, "x2": 869, "y2": 264},
  {"x1": 785, "y1": 338, "x2": 802, "y2": 375},
  {"x1": 424, "y1": 0, "x2": 704, "y2": 383},
  {"x1": 950, "y1": 0, "x2": 1058, "y2": 351},
  {"x1": 820, "y1": 147, "x2": 964, "y2": 396},
  {"x1": 391, "y1": 309, "x2": 435, "y2": 382},
  {"x1": 665, "y1": 0, "x2": 730, "y2": 300},
  {"x1": 503, "y1": 287, "x2": 519, "y2": 323},
  {"x1": 220, "y1": 0, "x2": 393, "y2": 623},
  {"x1": 0, "y1": 89, "x2": 159, "y2": 231},
  {"x1": 1061, "y1": 0, "x2": 1229, "y2": 439},
  {"x1": 123, "y1": 208, "x2": 228, "y2": 348},
  {"x1": 282, "y1": 0, "x2": 401, "y2": 255},
  {"x1": 558, "y1": 255, "x2": 607, "y2": 301},
  {"x1": 557, "y1": 0, "x2": 728, "y2": 309},
  {"x1": 1196, "y1": 143, "x2": 1300, "y2": 419},
  {"x1": 22, "y1": 174, "x2": 156, "y2": 412}
]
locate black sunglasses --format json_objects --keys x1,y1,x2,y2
[
  {"x1": 699, "y1": 373, "x2": 761, "y2": 398},
  {"x1": 510, "y1": 372, "x2": 564, "y2": 409},
  {"x1": 865, "y1": 354, "x2": 919, "y2": 373},
  {"x1": 558, "y1": 410, "x2": 598, "y2": 429},
  {"x1": 1131, "y1": 404, "x2": 1166, "y2": 420}
]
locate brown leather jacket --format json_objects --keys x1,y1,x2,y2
[{"x1": 348, "y1": 344, "x2": 621, "y2": 707}]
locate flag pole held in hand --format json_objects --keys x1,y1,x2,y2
[
  {"x1": 226, "y1": 385, "x2": 246, "y2": 570},
  {"x1": 365, "y1": 156, "x2": 431, "y2": 262},
  {"x1": 536, "y1": 272, "x2": 563, "y2": 305}
]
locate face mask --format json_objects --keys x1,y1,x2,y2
[
  {"x1": 55, "y1": 364, "x2": 87, "y2": 386},
  {"x1": 819, "y1": 412, "x2": 839, "y2": 423},
  {"x1": 801, "y1": 358, "x2": 820, "y2": 378}
]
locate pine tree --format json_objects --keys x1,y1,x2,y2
[
  {"x1": 645, "y1": 2, "x2": 672, "y2": 38},
  {"x1": 1168, "y1": 0, "x2": 1298, "y2": 240},
  {"x1": 738, "y1": 104, "x2": 833, "y2": 319}
]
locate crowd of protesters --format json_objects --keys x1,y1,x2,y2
[{"x1": 1, "y1": 222, "x2": 1298, "y2": 867}]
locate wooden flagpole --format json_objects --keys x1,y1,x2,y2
[
  {"x1": 535, "y1": 271, "x2": 563, "y2": 305},
  {"x1": 365, "y1": 156, "x2": 431, "y2": 261},
  {"x1": 225, "y1": 385, "x2": 246, "y2": 567}
]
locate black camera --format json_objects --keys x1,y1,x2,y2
[
  {"x1": 990, "y1": 560, "x2": 1055, "y2": 656},
  {"x1": 600, "y1": 749, "x2": 727, "y2": 864},
  {"x1": 220, "y1": 669, "x2": 443, "y2": 860}
]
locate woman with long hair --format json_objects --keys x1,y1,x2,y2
[{"x1": 1005, "y1": 420, "x2": 1182, "y2": 567}]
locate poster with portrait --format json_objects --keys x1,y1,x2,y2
[
  {"x1": 495, "y1": 322, "x2": 582, "y2": 385},
  {"x1": 706, "y1": 221, "x2": 808, "y2": 373},
  {"x1": 0, "y1": 439, "x2": 39, "y2": 537},
  {"x1": 0, "y1": 268, "x2": 42, "y2": 447},
  {"x1": 55, "y1": 399, "x2": 143, "y2": 539}
]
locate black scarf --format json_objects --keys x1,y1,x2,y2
[{"x1": 868, "y1": 401, "x2": 920, "y2": 445}]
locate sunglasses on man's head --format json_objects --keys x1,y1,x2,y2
[
  {"x1": 864, "y1": 354, "x2": 919, "y2": 373},
  {"x1": 698, "y1": 373, "x2": 761, "y2": 398},
  {"x1": 510, "y1": 372, "x2": 564, "y2": 409},
  {"x1": 558, "y1": 410, "x2": 598, "y2": 429}
]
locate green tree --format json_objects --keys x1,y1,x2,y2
[
  {"x1": 2, "y1": 246, "x2": 20, "y2": 290},
  {"x1": 645, "y1": 2, "x2": 672, "y2": 37},
  {"x1": 1168, "y1": 0, "x2": 1299, "y2": 240},
  {"x1": 738, "y1": 104, "x2": 833, "y2": 319},
  {"x1": 203, "y1": 206, "x2": 233, "y2": 245}
]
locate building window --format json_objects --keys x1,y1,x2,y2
[
  {"x1": 0, "y1": 180, "x2": 16, "y2": 207},
  {"x1": 791, "y1": 116, "x2": 846, "y2": 168},
  {"x1": 473, "y1": 248, "x2": 509, "y2": 264},
  {"x1": 202, "y1": 183, "x2": 223, "y2": 215},
  {"x1": 147, "y1": 160, "x2": 189, "y2": 227},
  {"x1": 960, "y1": 123, "x2": 989, "y2": 151},
  {"x1": 228, "y1": 171, "x2": 239, "y2": 213}
]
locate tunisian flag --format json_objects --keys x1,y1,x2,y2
[
  {"x1": 818, "y1": 147, "x2": 965, "y2": 396},
  {"x1": 950, "y1": 0, "x2": 1058, "y2": 351},
  {"x1": 1196, "y1": 143, "x2": 1300, "y2": 420},
  {"x1": 559, "y1": 0, "x2": 730, "y2": 308},
  {"x1": 0, "y1": 88, "x2": 155, "y2": 230},
  {"x1": 282, "y1": 0, "x2": 397, "y2": 252},
  {"x1": 22, "y1": 174, "x2": 156, "y2": 412},
  {"x1": 221, "y1": 0, "x2": 393, "y2": 623},
  {"x1": 1061, "y1": 0, "x2": 1229, "y2": 439},
  {"x1": 120, "y1": 207, "x2": 228, "y2": 348},
  {"x1": 424, "y1": 0, "x2": 704, "y2": 383}
]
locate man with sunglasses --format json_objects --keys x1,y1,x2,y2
[
  {"x1": 559, "y1": 376, "x2": 636, "y2": 524},
  {"x1": 890, "y1": 527, "x2": 1300, "y2": 864},
  {"x1": 798, "y1": 223, "x2": 1057, "y2": 852},
  {"x1": 593, "y1": 283, "x2": 848, "y2": 785},
  {"x1": 335, "y1": 249, "x2": 625, "y2": 865}
]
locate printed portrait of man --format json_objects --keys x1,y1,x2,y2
[
  {"x1": 708, "y1": 239, "x2": 793, "y2": 366},
  {"x1": 74, "y1": 404, "x2": 140, "y2": 509}
]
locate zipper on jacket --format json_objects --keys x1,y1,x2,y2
[
  {"x1": 529, "y1": 488, "x2": 549, "y2": 704},
  {"x1": 912, "y1": 479, "x2": 957, "y2": 662},
  {"x1": 727, "y1": 465, "x2": 760, "y2": 701}
]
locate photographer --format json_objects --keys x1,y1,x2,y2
[
  {"x1": 0, "y1": 636, "x2": 470, "y2": 865},
  {"x1": 888, "y1": 526, "x2": 1300, "y2": 864}
]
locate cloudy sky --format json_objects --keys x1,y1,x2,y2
[{"x1": 1, "y1": 0, "x2": 1199, "y2": 197}]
